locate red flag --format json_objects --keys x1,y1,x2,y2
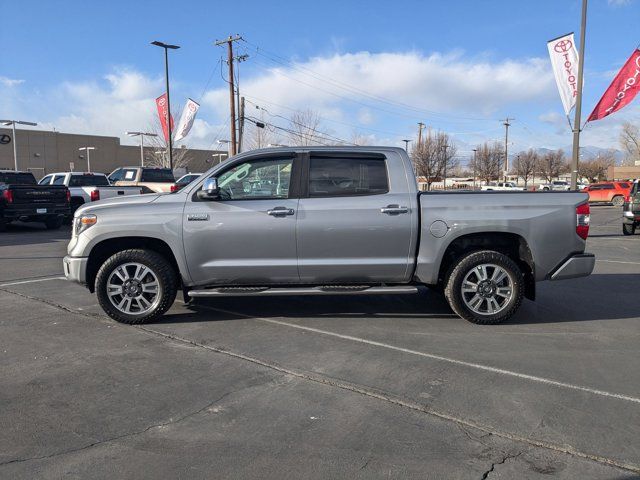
[
  {"x1": 588, "y1": 48, "x2": 640, "y2": 122},
  {"x1": 155, "y1": 93, "x2": 174, "y2": 142}
]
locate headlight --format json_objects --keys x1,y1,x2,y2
[{"x1": 73, "y1": 214, "x2": 97, "y2": 236}]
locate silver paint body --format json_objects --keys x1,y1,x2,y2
[{"x1": 65, "y1": 146, "x2": 591, "y2": 289}]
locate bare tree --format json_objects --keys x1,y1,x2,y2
[
  {"x1": 145, "y1": 107, "x2": 192, "y2": 169},
  {"x1": 288, "y1": 109, "x2": 324, "y2": 146},
  {"x1": 579, "y1": 151, "x2": 616, "y2": 182},
  {"x1": 512, "y1": 149, "x2": 538, "y2": 188},
  {"x1": 350, "y1": 130, "x2": 372, "y2": 146},
  {"x1": 244, "y1": 120, "x2": 280, "y2": 150},
  {"x1": 538, "y1": 149, "x2": 567, "y2": 182},
  {"x1": 411, "y1": 131, "x2": 457, "y2": 190},
  {"x1": 620, "y1": 121, "x2": 640, "y2": 166},
  {"x1": 470, "y1": 141, "x2": 503, "y2": 183}
]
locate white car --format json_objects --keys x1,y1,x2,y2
[
  {"x1": 39, "y1": 172, "x2": 143, "y2": 217},
  {"x1": 481, "y1": 182, "x2": 526, "y2": 191},
  {"x1": 538, "y1": 180, "x2": 570, "y2": 191}
]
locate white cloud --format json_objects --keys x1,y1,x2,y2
[
  {"x1": 0, "y1": 76, "x2": 24, "y2": 87},
  {"x1": 203, "y1": 50, "x2": 556, "y2": 119},
  {"x1": 608, "y1": 0, "x2": 633, "y2": 6}
]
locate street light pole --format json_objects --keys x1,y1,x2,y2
[
  {"x1": 78, "y1": 147, "x2": 96, "y2": 172},
  {"x1": 472, "y1": 148, "x2": 478, "y2": 190},
  {"x1": 126, "y1": 132, "x2": 158, "y2": 166},
  {"x1": 151, "y1": 41, "x2": 180, "y2": 171},
  {"x1": 570, "y1": 0, "x2": 588, "y2": 190},
  {"x1": 1, "y1": 120, "x2": 38, "y2": 171}
]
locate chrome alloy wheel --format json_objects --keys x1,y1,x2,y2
[
  {"x1": 106, "y1": 262, "x2": 161, "y2": 315},
  {"x1": 461, "y1": 263, "x2": 513, "y2": 316}
]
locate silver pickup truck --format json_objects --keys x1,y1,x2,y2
[{"x1": 64, "y1": 147, "x2": 595, "y2": 325}]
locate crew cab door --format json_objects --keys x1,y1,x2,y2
[
  {"x1": 183, "y1": 153, "x2": 300, "y2": 286},
  {"x1": 296, "y1": 152, "x2": 414, "y2": 283}
]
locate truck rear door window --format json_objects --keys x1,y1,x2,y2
[
  {"x1": 52, "y1": 175, "x2": 66, "y2": 185},
  {"x1": 308, "y1": 157, "x2": 388, "y2": 197},
  {"x1": 123, "y1": 169, "x2": 138, "y2": 180},
  {"x1": 69, "y1": 175, "x2": 110, "y2": 187}
]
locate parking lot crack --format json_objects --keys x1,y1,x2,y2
[
  {"x1": 0, "y1": 388, "x2": 246, "y2": 468},
  {"x1": 480, "y1": 451, "x2": 522, "y2": 480}
]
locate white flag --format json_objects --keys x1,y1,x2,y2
[
  {"x1": 173, "y1": 98, "x2": 200, "y2": 142},
  {"x1": 547, "y1": 33, "x2": 579, "y2": 115}
]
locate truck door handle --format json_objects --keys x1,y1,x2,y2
[
  {"x1": 380, "y1": 205, "x2": 409, "y2": 215},
  {"x1": 267, "y1": 207, "x2": 295, "y2": 216}
]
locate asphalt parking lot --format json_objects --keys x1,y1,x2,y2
[{"x1": 1, "y1": 205, "x2": 639, "y2": 479}]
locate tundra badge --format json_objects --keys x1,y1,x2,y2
[{"x1": 187, "y1": 213, "x2": 209, "y2": 221}]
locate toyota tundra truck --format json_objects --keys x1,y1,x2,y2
[{"x1": 64, "y1": 147, "x2": 595, "y2": 325}]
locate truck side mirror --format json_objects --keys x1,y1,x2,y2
[{"x1": 197, "y1": 177, "x2": 220, "y2": 200}]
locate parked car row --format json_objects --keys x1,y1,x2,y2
[{"x1": 1, "y1": 167, "x2": 204, "y2": 231}]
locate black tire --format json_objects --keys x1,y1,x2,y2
[
  {"x1": 95, "y1": 249, "x2": 177, "y2": 324},
  {"x1": 44, "y1": 217, "x2": 63, "y2": 230},
  {"x1": 623, "y1": 223, "x2": 636, "y2": 236},
  {"x1": 612, "y1": 195, "x2": 624, "y2": 207},
  {"x1": 0, "y1": 217, "x2": 6, "y2": 232},
  {"x1": 444, "y1": 250, "x2": 524, "y2": 325}
]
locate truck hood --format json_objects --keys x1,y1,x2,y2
[{"x1": 76, "y1": 193, "x2": 161, "y2": 216}]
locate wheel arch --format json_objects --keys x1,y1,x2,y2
[
  {"x1": 436, "y1": 231, "x2": 535, "y2": 301},
  {"x1": 86, "y1": 236, "x2": 181, "y2": 293}
]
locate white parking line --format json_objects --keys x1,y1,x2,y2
[
  {"x1": 0, "y1": 276, "x2": 65, "y2": 287},
  {"x1": 597, "y1": 259, "x2": 640, "y2": 265},
  {"x1": 196, "y1": 303, "x2": 640, "y2": 405}
]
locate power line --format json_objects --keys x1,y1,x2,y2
[{"x1": 240, "y1": 39, "x2": 496, "y2": 123}]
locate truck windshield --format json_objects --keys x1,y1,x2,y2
[
  {"x1": 69, "y1": 175, "x2": 110, "y2": 187},
  {"x1": 141, "y1": 169, "x2": 175, "y2": 182},
  {"x1": 0, "y1": 172, "x2": 37, "y2": 185}
]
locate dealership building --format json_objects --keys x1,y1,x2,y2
[{"x1": 0, "y1": 127, "x2": 228, "y2": 179}]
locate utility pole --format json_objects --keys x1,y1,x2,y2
[
  {"x1": 502, "y1": 117, "x2": 514, "y2": 181},
  {"x1": 417, "y1": 122, "x2": 425, "y2": 148},
  {"x1": 238, "y1": 96, "x2": 245, "y2": 153},
  {"x1": 571, "y1": 0, "x2": 588, "y2": 190},
  {"x1": 215, "y1": 35, "x2": 242, "y2": 156}
]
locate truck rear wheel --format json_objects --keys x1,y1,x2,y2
[
  {"x1": 45, "y1": 217, "x2": 63, "y2": 230},
  {"x1": 444, "y1": 250, "x2": 524, "y2": 325},
  {"x1": 623, "y1": 223, "x2": 636, "y2": 235},
  {"x1": 95, "y1": 249, "x2": 177, "y2": 324}
]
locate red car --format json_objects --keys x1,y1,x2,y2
[{"x1": 583, "y1": 181, "x2": 631, "y2": 207}]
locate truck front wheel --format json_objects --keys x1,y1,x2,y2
[
  {"x1": 95, "y1": 249, "x2": 177, "y2": 324},
  {"x1": 444, "y1": 250, "x2": 524, "y2": 325}
]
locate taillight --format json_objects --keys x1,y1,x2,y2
[
  {"x1": 65, "y1": 189, "x2": 71, "y2": 203},
  {"x1": 576, "y1": 202, "x2": 590, "y2": 240},
  {"x1": 90, "y1": 189, "x2": 100, "y2": 202},
  {"x1": 625, "y1": 195, "x2": 631, "y2": 203},
  {"x1": 170, "y1": 184, "x2": 179, "y2": 193},
  {"x1": 2, "y1": 189, "x2": 13, "y2": 204}
]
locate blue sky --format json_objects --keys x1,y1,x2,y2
[{"x1": 2, "y1": 0, "x2": 639, "y2": 160}]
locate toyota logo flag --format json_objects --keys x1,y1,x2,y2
[
  {"x1": 588, "y1": 48, "x2": 640, "y2": 122},
  {"x1": 155, "y1": 93, "x2": 174, "y2": 143},
  {"x1": 173, "y1": 98, "x2": 200, "y2": 142},
  {"x1": 547, "y1": 33, "x2": 580, "y2": 116}
]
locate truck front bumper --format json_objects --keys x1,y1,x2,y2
[
  {"x1": 623, "y1": 211, "x2": 640, "y2": 223},
  {"x1": 549, "y1": 253, "x2": 595, "y2": 281},
  {"x1": 63, "y1": 256, "x2": 88, "y2": 285}
]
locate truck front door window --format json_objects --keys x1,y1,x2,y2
[{"x1": 216, "y1": 158, "x2": 292, "y2": 200}]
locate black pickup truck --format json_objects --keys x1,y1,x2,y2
[{"x1": 0, "y1": 170, "x2": 70, "y2": 231}]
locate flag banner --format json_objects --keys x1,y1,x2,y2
[
  {"x1": 155, "y1": 93, "x2": 174, "y2": 142},
  {"x1": 173, "y1": 98, "x2": 200, "y2": 142},
  {"x1": 547, "y1": 33, "x2": 580, "y2": 115},
  {"x1": 588, "y1": 48, "x2": 640, "y2": 122}
]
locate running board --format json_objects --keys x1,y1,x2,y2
[{"x1": 188, "y1": 285, "x2": 419, "y2": 297}]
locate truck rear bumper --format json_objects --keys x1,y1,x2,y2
[
  {"x1": 63, "y1": 256, "x2": 88, "y2": 285},
  {"x1": 549, "y1": 253, "x2": 595, "y2": 281}
]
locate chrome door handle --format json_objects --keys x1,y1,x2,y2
[
  {"x1": 380, "y1": 205, "x2": 409, "y2": 215},
  {"x1": 267, "y1": 207, "x2": 295, "y2": 216}
]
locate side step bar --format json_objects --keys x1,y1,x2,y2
[{"x1": 188, "y1": 285, "x2": 419, "y2": 298}]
